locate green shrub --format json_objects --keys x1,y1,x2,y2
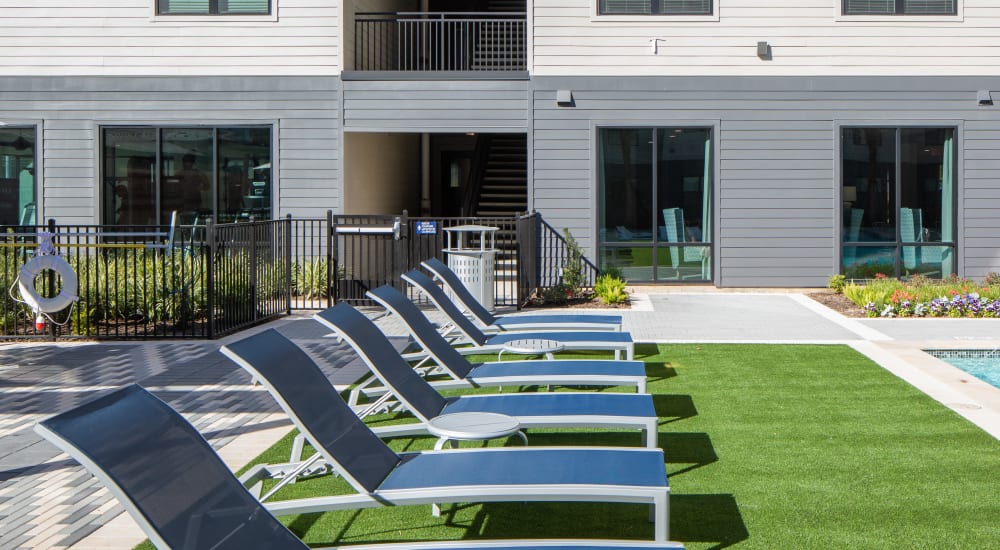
[
  {"x1": 986, "y1": 272, "x2": 1000, "y2": 287},
  {"x1": 539, "y1": 283, "x2": 572, "y2": 305},
  {"x1": 828, "y1": 274, "x2": 847, "y2": 294},
  {"x1": 293, "y1": 258, "x2": 329, "y2": 299},
  {"x1": 594, "y1": 273, "x2": 628, "y2": 305},
  {"x1": 560, "y1": 228, "x2": 585, "y2": 297}
]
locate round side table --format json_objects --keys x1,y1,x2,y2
[
  {"x1": 427, "y1": 412, "x2": 528, "y2": 450},
  {"x1": 497, "y1": 338, "x2": 565, "y2": 361}
]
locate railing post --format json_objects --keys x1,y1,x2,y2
[
  {"x1": 285, "y1": 214, "x2": 293, "y2": 315},
  {"x1": 329, "y1": 210, "x2": 338, "y2": 305},
  {"x1": 206, "y1": 219, "x2": 216, "y2": 339},
  {"x1": 249, "y1": 222, "x2": 258, "y2": 323},
  {"x1": 46, "y1": 218, "x2": 57, "y2": 340}
]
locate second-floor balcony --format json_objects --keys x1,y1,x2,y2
[{"x1": 353, "y1": 12, "x2": 526, "y2": 76}]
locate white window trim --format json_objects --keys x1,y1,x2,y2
[
  {"x1": 835, "y1": 1, "x2": 963, "y2": 23},
  {"x1": 591, "y1": 0, "x2": 720, "y2": 22},
  {"x1": 150, "y1": 1, "x2": 278, "y2": 23}
]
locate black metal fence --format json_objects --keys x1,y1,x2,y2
[
  {"x1": 354, "y1": 12, "x2": 526, "y2": 72},
  {"x1": 331, "y1": 213, "x2": 522, "y2": 306},
  {"x1": 1, "y1": 219, "x2": 292, "y2": 340},
  {"x1": 1, "y1": 211, "x2": 592, "y2": 340}
]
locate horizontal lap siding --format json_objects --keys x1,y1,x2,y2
[
  {"x1": 0, "y1": 0, "x2": 339, "y2": 76},
  {"x1": 342, "y1": 80, "x2": 528, "y2": 132},
  {"x1": 531, "y1": 75, "x2": 1000, "y2": 287},
  {"x1": 533, "y1": 0, "x2": 1000, "y2": 76},
  {"x1": 1, "y1": 76, "x2": 339, "y2": 223}
]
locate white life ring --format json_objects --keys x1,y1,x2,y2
[{"x1": 18, "y1": 255, "x2": 78, "y2": 313}]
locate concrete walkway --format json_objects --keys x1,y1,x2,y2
[{"x1": 0, "y1": 291, "x2": 997, "y2": 549}]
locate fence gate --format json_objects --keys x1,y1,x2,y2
[{"x1": 332, "y1": 214, "x2": 409, "y2": 304}]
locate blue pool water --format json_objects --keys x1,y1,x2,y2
[{"x1": 926, "y1": 350, "x2": 1000, "y2": 389}]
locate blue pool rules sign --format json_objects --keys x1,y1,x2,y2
[{"x1": 416, "y1": 221, "x2": 438, "y2": 235}]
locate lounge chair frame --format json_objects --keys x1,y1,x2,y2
[
  {"x1": 35, "y1": 385, "x2": 680, "y2": 549},
  {"x1": 403, "y1": 269, "x2": 635, "y2": 360},
  {"x1": 421, "y1": 257, "x2": 622, "y2": 332},
  {"x1": 309, "y1": 304, "x2": 658, "y2": 448},
  {"x1": 219, "y1": 330, "x2": 670, "y2": 541}
]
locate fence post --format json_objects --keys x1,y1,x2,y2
[
  {"x1": 285, "y1": 214, "x2": 293, "y2": 315},
  {"x1": 326, "y1": 209, "x2": 334, "y2": 308},
  {"x1": 206, "y1": 219, "x2": 216, "y2": 339},
  {"x1": 329, "y1": 210, "x2": 338, "y2": 305},
  {"x1": 249, "y1": 223, "x2": 258, "y2": 324},
  {"x1": 46, "y1": 218, "x2": 57, "y2": 340}
]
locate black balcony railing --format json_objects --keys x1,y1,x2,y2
[{"x1": 354, "y1": 12, "x2": 526, "y2": 72}]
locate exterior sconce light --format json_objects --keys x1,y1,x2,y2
[
  {"x1": 757, "y1": 41, "x2": 772, "y2": 60},
  {"x1": 556, "y1": 90, "x2": 574, "y2": 107},
  {"x1": 978, "y1": 90, "x2": 993, "y2": 106},
  {"x1": 649, "y1": 38, "x2": 666, "y2": 55}
]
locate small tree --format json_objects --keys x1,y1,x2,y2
[{"x1": 561, "y1": 228, "x2": 585, "y2": 297}]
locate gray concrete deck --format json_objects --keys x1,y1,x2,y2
[{"x1": 0, "y1": 291, "x2": 997, "y2": 549}]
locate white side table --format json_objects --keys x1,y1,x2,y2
[
  {"x1": 427, "y1": 412, "x2": 528, "y2": 450},
  {"x1": 497, "y1": 338, "x2": 565, "y2": 361}
]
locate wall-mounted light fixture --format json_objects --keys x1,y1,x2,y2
[
  {"x1": 978, "y1": 90, "x2": 993, "y2": 106},
  {"x1": 556, "y1": 90, "x2": 574, "y2": 107},
  {"x1": 757, "y1": 41, "x2": 772, "y2": 60},
  {"x1": 649, "y1": 38, "x2": 666, "y2": 55}
]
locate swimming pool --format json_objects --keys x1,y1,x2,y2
[{"x1": 925, "y1": 349, "x2": 1000, "y2": 389}]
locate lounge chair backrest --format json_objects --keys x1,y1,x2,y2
[
  {"x1": 422, "y1": 257, "x2": 497, "y2": 326},
  {"x1": 367, "y1": 284, "x2": 474, "y2": 378},
  {"x1": 34, "y1": 384, "x2": 308, "y2": 550},
  {"x1": 221, "y1": 329, "x2": 400, "y2": 493},
  {"x1": 402, "y1": 268, "x2": 489, "y2": 345},
  {"x1": 315, "y1": 304, "x2": 450, "y2": 420}
]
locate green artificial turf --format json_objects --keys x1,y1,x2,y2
[{"x1": 140, "y1": 344, "x2": 1000, "y2": 549}]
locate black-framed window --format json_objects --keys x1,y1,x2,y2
[
  {"x1": 841, "y1": 127, "x2": 956, "y2": 279},
  {"x1": 157, "y1": 0, "x2": 270, "y2": 15},
  {"x1": 598, "y1": 127, "x2": 712, "y2": 283},
  {"x1": 0, "y1": 126, "x2": 37, "y2": 226},
  {"x1": 599, "y1": 0, "x2": 712, "y2": 16},
  {"x1": 102, "y1": 126, "x2": 272, "y2": 226},
  {"x1": 843, "y1": 0, "x2": 956, "y2": 15}
]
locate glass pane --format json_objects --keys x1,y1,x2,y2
[
  {"x1": 217, "y1": 127, "x2": 271, "y2": 222},
  {"x1": 657, "y1": 0, "x2": 712, "y2": 14},
  {"x1": 657, "y1": 128, "x2": 710, "y2": 246},
  {"x1": 103, "y1": 128, "x2": 157, "y2": 225},
  {"x1": 656, "y1": 246, "x2": 710, "y2": 281},
  {"x1": 0, "y1": 127, "x2": 36, "y2": 226},
  {"x1": 599, "y1": 128, "x2": 654, "y2": 243},
  {"x1": 900, "y1": 128, "x2": 953, "y2": 245},
  {"x1": 221, "y1": 0, "x2": 270, "y2": 14},
  {"x1": 843, "y1": 246, "x2": 895, "y2": 279},
  {"x1": 842, "y1": 128, "x2": 896, "y2": 242},
  {"x1": 161, "y1": 128, "x2": 213, "y2": 225},
  {"x1": 600, "y1": 0, "x2": 652, "y2": 14},
  {"x1": 600, "y1": 246, "x2": 654, "y2": 282},
  {"x1": 903, "y1": 0, "x2": 955, "y2": 15},
  {"x1": 903, "y1": 246, "x2": 954, "y2": 279},
  {"x1": 844, "y1": 0, "x2": 894, "y2": 14},
  {"x1": 158, "y1": 0, "x2": 210, "y2": 14}
]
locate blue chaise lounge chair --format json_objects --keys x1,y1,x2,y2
[
  {"x1": 223, "y1": 325, "x2": 658, "y2": 448},
  {"x1": 403, "y1": 269, "x2": 635, "y2": 360},
  {"x1": 35, "y1": 385, "x2": 680, "y2": 548},
  {"x1": 422, "y1": 257, "x2": 622, "y2": 332}
]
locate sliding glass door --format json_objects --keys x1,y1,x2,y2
[
  {"x1": 841, "y1": 126, "x2": 956, "y2": 279},
  {"x1": 598, "y1": 127, "x2": 712, "y2": 282}
]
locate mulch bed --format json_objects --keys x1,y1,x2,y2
[{"x1": 806, "y1": 291, "x2": 866, "y2": 317}]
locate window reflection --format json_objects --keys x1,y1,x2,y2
[
  {"x1": 102, "y1": 126, "x2": 271, "y2": 226},
  {"x1": 0, "y1": 127, "x2": 36, "y2": 226},
  {"x1": 599, "y1": 127, "x2": 712, "y2": 282},
  {"x1": 841, "y1": 127, "x2": 955, "y2": 278}
]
